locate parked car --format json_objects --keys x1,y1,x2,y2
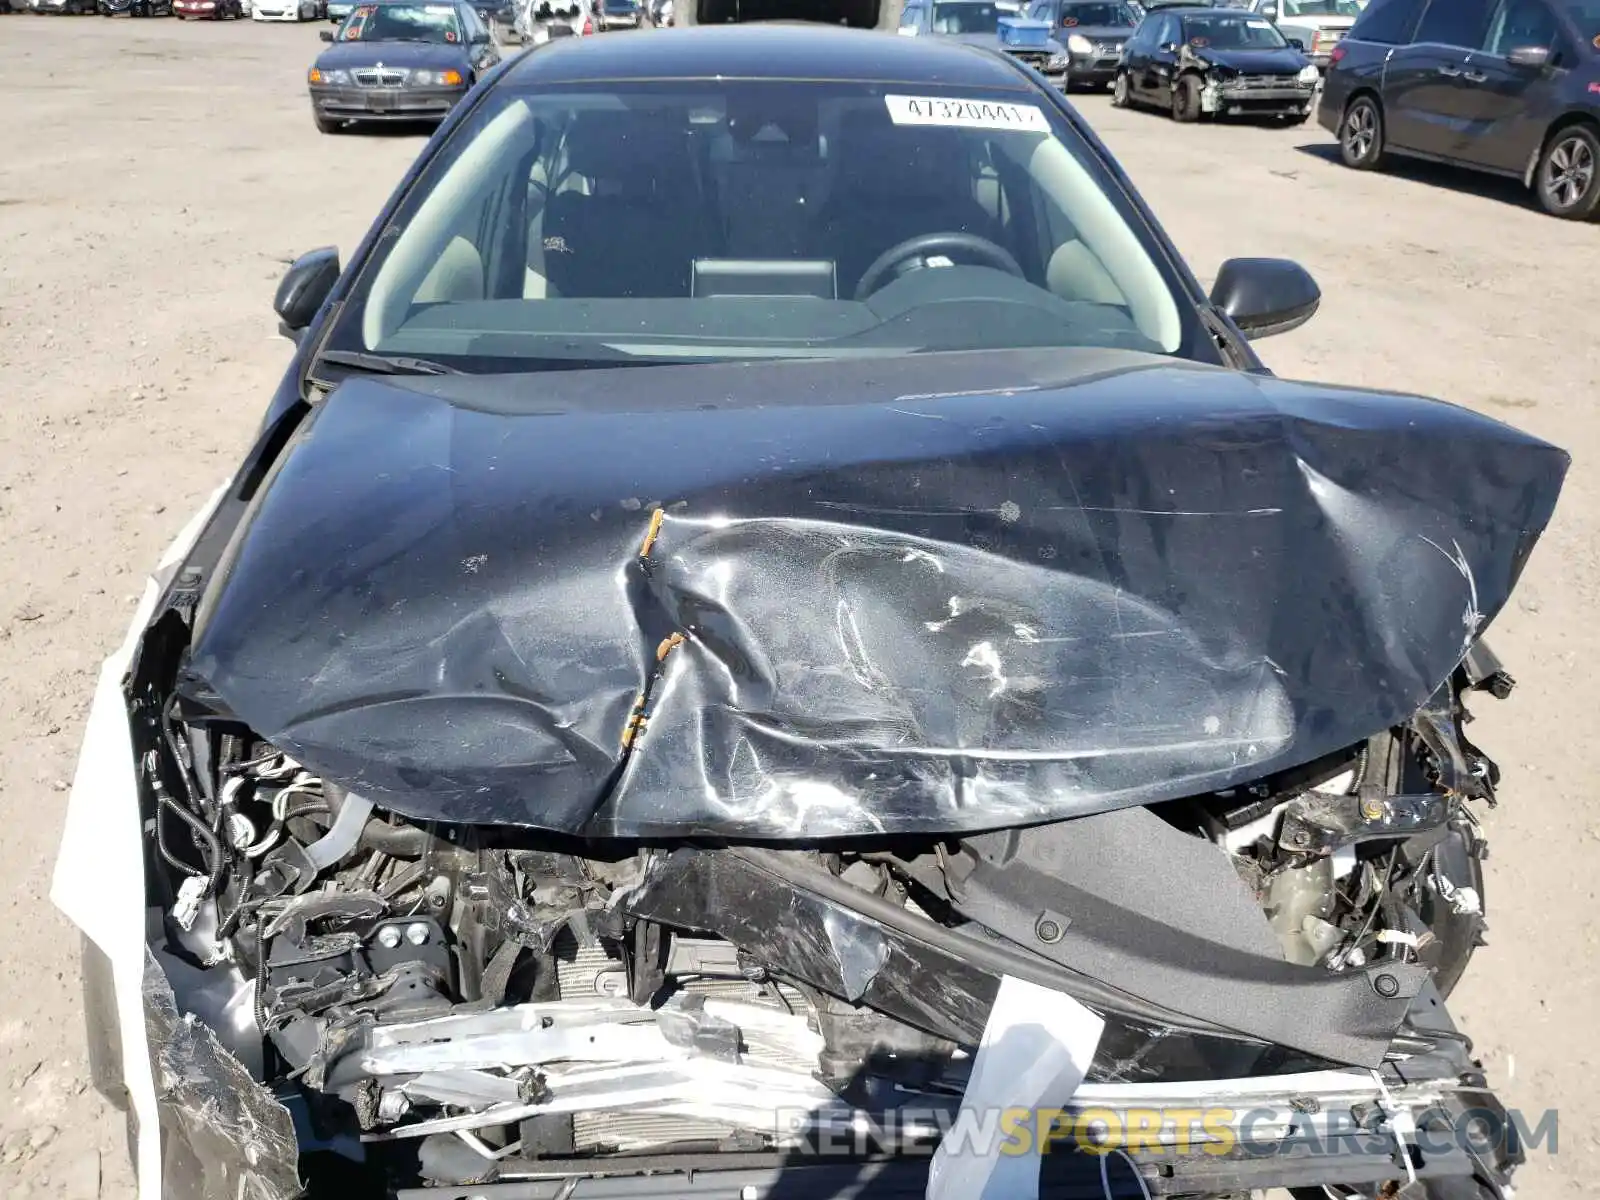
[
  {"x1": 1319, "y1": 0, "x2": 1600, "y2": 219},
  {"x1": 327, "y1": 0, "x2": 352, "y2": 16},
  {"x1": 648, "y1": 0, "x2": 671, "y2": 23},
  {"x1": 899, "y1": 0, "x2": 1071, "y2": 85},
  {"x1": 308, "y1": 0, "x2": 500, "y2": 132},
  {"x1": 26, "y1": 0, "x2": 97, "y2": 12},
  {"x1": 1021, "y1": 0, "x2": 1142, "y2": 87},
  {"x1": 57, "y1": 18, "x2": 1562, "y2": 1200},
  {"x1": 469, "y1": 0, "x2": 513, "y2": 32},
  {"x1": 1246, "y1": 0, "x2": 1362, "y2": 68},
  {"x1": 512, "y1": 0, "x2": 594, "y2": 40},
  {"x1": 251, "y1": 0, "x2": 319, "y2": 19},
  {"x1": 175, "y1": 0, "x2": 243, "y2": 15},
  {"x1": 597, "y1": 0, "x2": 639, "y2": 24},
  {"x1": 1115, "y1": 3, "x2": 1320, "y2": 120},
  {"x1": 96, "y1": 0, "x2": 173, "y2": 14}
]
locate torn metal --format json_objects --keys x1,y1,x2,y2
[{"x1": 179, "y1": 349, "x2": 1565, "y2": 838}]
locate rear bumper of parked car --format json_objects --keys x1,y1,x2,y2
[
  {"x1": 310, "y1": 83, "x2": 466, "y2": 121},
  {"x1": 175, "y1": 0, "x2": 219, "y2": 12},
  {"x1": 1204, "y1": 78, "x2": 1316, "y2": 118}
]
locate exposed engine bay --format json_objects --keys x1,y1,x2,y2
[{"x1": 130, "y1": 643, "x2": 1517, "y2": 1199}]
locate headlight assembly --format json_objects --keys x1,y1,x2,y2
[
  {"x1": 309, "y1": 67, "x2": 352, "y2": 85},
  {"x1": 1047, "y1": 52, "x2": 1070, "y2": 69},
  {"x1": 1066, "y1": 33, "x2": 1092, "y2": 55},
  {"x1": 1298, "y1": 64, "x2": 1320, "y2": 84},
  {"x1": 410, "y1": 68, "x2": 465, "y2": 86}
]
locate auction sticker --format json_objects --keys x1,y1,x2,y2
[{"x1": 884, "y1": 95, "x2": 1050, "y2": 132}]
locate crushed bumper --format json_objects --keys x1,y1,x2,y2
[
  {"x1": 310, "y1": 84, "x2": 465, "y2": 121},
  {"x1": 1202, "y1": 79, "x2": 1317, "y2": 118}
]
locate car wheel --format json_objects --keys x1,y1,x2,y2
[
  {"x1": 1339, "y1": 95, "x2": 1385, "y2": 170},
  {"x1": 1111, "y1": 70, "x2": 1130, "y2": 109},
  {"x1": 1536, "y1": 124, "x2": 1600, "y2": 220},
  {"x1": 1171, "y1": 74, "x2": 1200, "y2": 123}
]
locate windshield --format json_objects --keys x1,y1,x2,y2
[
  {"x1": 339, "y1": 2, "x2": 463, "y2": 41},
  {"x1": 1281, "y1": 0, "x2": 1360, "y2": 15},
  {"x1": 324, "y1": 80, "x2": 1190, "y2": 373},
  {"x1": 1183, "y1": 12, "x2": 1288, "y2": 46},
  {"x1": 930, "y1": 1, "x2": 1017, "y2": 33},
  {"x1": 1058, "y1": 2, "x2": 1138, "y2": 25}
]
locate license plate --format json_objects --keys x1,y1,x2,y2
[{"x1": 367, "y1": 93, "x2": 394, "y2": 112}]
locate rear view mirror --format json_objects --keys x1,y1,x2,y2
[
  {"x1": 1209, "y1": 257, "x2": 1320, "y2": 339},
  {"x1": 1505, "y1": 44, "x2": 1550, "y2": 68},
  {"x1": 274, "y1": 247, "x2": 341, "y2": 342},
  {"x1": 320, "y1": 27, "x2": 335, "y2": 39}
]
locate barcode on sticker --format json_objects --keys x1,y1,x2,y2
[{"x1": 884, "y1": 95, "x2": 1050, "y2": 133}]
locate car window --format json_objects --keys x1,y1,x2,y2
[
  {"x1": 1558, "y1": 0, "x2": 1600, "y2": 44},
  {"x1": 1412, "y1": 0, "x2": 1495, "y2": 47},
  {"x1": 1156, "y1": 12, "x2": 1179, "y2": 42},
  {"x1": 1057, "y1": 2, "x2": 1139, "y2": 24},
  {"x1": 1182, "y1": 11, "x2": 1290, "y2": 46},
  {"x1": 326, "y1": 80, "x2": 1195, "y2": 372},
  {"x1": 1482, "y1": 0, "x2": 1557, "y2": 52},
  {"x1": 930, "y1": 0, "x2": 1017, "y2": 33},
  {"x1": 341, "y1": 1, "x2": 465, "y2": 40},
  {"x1": 1345, "y1": 0, "x2": 1423, "y2": 40},
  {"x1": 1283, "y1": 0, "x2": 1362, "y2": 15}
]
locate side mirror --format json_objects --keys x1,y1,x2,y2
[
  {"x1": 1209, "y1": 257, "x2": 1320, "y2": 339},
  {"x1": 1259, "y1": 2, "x2": 1276, "y2": 18},
  {"x1": 1159, "y1": 40, "x2": 1178, "y2": 52},
  {"x1": 1505, "y1": 44, "x2": 1550, "y2": 68},
  {"x1": 319, "y1": 27, "x2": 335, "y2": 39},
  {"x1": 274, "y1": 247, "x2": 341, "y2": 342},
  {"x1": 1285, "y1": 35, "x2": 1304, "y2": 50}
]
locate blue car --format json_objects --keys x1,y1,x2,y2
[{"x1": 899, "y1": 0, "x2": 1072, "y2": 85}]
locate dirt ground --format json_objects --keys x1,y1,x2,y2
[{"x1": 0, "y1": 15, "x2": 1594, "y2": 1199}]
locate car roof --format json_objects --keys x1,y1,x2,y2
[{"x1": 502, "y1": 23, "x2": 1041, "y2": 90}]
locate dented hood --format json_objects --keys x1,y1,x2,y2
[{"x1": 183, "y1": 348, "x2": 1566, "y2": 838}]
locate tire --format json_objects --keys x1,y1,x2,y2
[
  {"x1": 1535, "y1": 123, "x2": 1600, "y2": 220},
  {"x1": 1339, "y1": 94, "x2": 1385, "y2": 170},
  {"x1": 1171, "y1": 73, "x2": 1200, "y2": 123},
  {"x1": 1111, "y1": 69, "x2": 1130, "y2": 109}
]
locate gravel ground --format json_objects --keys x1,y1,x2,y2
[{"x1": 0, "y1": 16, "x2": 1595, "y2": 1199}]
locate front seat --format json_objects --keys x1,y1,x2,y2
[
  {"x1": 542, "y1": 110, "x2": 713, "y2": 299},
  {"x1": 810, "y1": 108, "x2": 1000, "y2": 298}
]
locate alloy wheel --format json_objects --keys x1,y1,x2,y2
[
  {"x1": 1343, "y1": 103, "x2": 1375, "y2": 162},
  {"x1": 1542, "y1": 134, "x2": 1595, "y2": 214}
]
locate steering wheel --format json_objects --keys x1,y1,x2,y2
[{"x1": 854, "y1": 232, "x2": 1026, "y2": 301}]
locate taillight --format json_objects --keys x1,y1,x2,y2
[
  {"x1": 1329, "y1": 43, "x2": 1347, "y2": 65},
  {"x1": 582, "y1": 15, "x2": 592, "y2": 31}
]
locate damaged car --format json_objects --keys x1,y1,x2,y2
[
  {"x1": 54, "y1": 13, "x2": 1566, "y2": 1200},
  {"x1": 1115, "y1": 3, "x2": 1320, "y2": 121}
]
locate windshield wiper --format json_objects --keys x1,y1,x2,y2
[{"x1": 315, "y1": 350, "x2": 464, "y2": 377}]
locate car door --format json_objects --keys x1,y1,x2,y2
[
  {"x1": 1451, "y1": 0, "x2": 1565, "y2": 170},
  {"x1": 1381, "y1": 0, "x2": 1496, "y2": 156},
  {"x1": 1121, "y1": 15, "x2": 1153, "y2": 87},
  {"x1": 1141, "y1": 13, "x2": 1182, "y2": 96},
  {"x1": 461, "y1": 3, "x2": 500, "y2": 73}
]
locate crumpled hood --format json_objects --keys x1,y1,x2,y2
[
  {"x1": 182, "y1": 347, "x2": 1566, "y2": 838},
  {"x1": 1190, "y1": 44, "x2": 1310, "y2": 73}
]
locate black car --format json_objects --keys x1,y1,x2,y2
[
  {"x1": 69, "y1": 14, "x2": 1564, "y2": 1200},
  {"x1": 308, "y1": 0, "x2": 501, "y2": 133},
  {"x1": 1318, "y1": 0, "x2": 1600, "y2": 219},
  {"x1": 96, "y1": 0, "x2": 173, "y2": 13},
  {"x1": 1116, "y1": 3, "x2": 1321, "y2": 119},
  {"x1": 1021, "y1": 0, "x2": 1141, "y2": 86}
]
